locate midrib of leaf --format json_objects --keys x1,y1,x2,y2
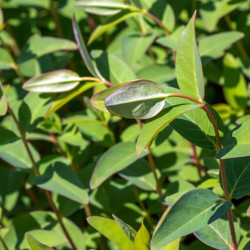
[{"x1": 154, "y1": 200, "x2": 222, "y2": 248}]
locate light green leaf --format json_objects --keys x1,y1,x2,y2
[
  {"x1": 151, "y1": 189, "x2": 232, "y2": 250},
  {"x1": 88, "y1": 11, "x2": 140, "y2": 45},
  {"x1": 18, "y1": 35, "x2": 77, "y2": 63},
  {"x1": 91, "y1": 80, "x2": 136, "y2": 112},
  {"x1": 194, "y1": 214, "x2": 240, "y2": 250},
  {"x1": 72, "y1": 15, "x2": 103, "y2": 79},
  {"x1": 5, "y1": 0, "x2": 49, "y2": 8},
  {"x1": 0, "y1": 82, "x2": 8, "y2": 116},
  {"x1": 0, "y1": 48, "x2": 15, "y2": 70},
  {"x1": 25, "y1": 233, "x2": 53, "y2": 250},
  {"x1": 222, "y1": 157, "x2": 250, "y2": 199},
  {"x1": 200, "y1": 0, "x2": 242, "y2": 32},
  {"x1": 135, "y1": 223, "x2": 150, "y2": 250},
  {"x1": 159, "y1": 238, "x2": 180, "y2": 250},
  {"x1": 92, "y1": 50, "x2": 136, "y2": 84},
  {"x1": 87, "y1": 216, "x2": 135, "y2": 250},
  {"x1": 136, "y1": 102, "x2": 202, "y2": 156},
  {"x1": 90, "y1": 142, "x2": 148, "y2": 189},
  {"x1": 223, "y1": 53, "x2": 248, "y2": 109},
  {"x1": 217, "y1": 121, "x2": 250, "y2": 159},
  {"x1": 176, "y1": 11, "x2": 204, "y2": 101},
  {"x1": 45, "y1": 81, "x2": 98, "y2": 118},
  {"x1": 23, "y1": 70, "x2": 82, "y2": 93},
  {"x1": 105, "y1": 80, "x2": 166, "y2": 119},
  {"x1": 30, "y1": 159, "x2": 89, "y2": 204},
  {"x1": 199, "y1": 32, "x2": 244, "y2": 65}
]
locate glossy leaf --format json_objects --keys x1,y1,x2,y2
[
  {"x1": 91, "y1": 80, "x2": 136, "y2": 112},
  {"x1": 0, "y1": 82, "x2": 8, "y2": 116},
  {"x1": 176, "y1": 11, "x2": 204, "y2": 101},
  {"x1": 30, "y1": 160, "x2": 89, "y2": 204},
  {"x1": 199, "y1": 32, "x2": 244, "y2": 65},
  {"x1": 135, "y1": 223, "x2": 150, "y2": 250},
  {"x1": 222, "y1": 157, "x2": 250, "y2": 199},
  {"x1": 25, "y1": 233, "x2": 53, "y2": 250},
  {"x1": 72, "y1": 15, "x2": 103, "y2": 79},
  {"x1": 223, "y1": 53, "x2": 248, "y2": 109},
  {"x1": 105, "y1": 80, "x2": 166, "y2": 119},
  {"x1": 136, "y1": 102, "x2": 202, "y2": 156},
  {"x1": 92, "y1": 50, "x2": 136, "y2": 84},
  {"x1": 151, "y1": 189, "x2": 232, "y2": 249},
  {"x1": 88, "y1": 11, "x2": 140, "y2": 45},
  {"x1": 194, "y1": 214, "x2": 240, "y2": 250},
  {"x1": 217, "y1": 121, "x2": 250, "y2": 159},
  {"x1": 18, "y1": 36, "x2": 77, "y2": 63},
  {"x1": 45, "y1": 81, "x2": 99, "y2": 118},
  {"x1": 90, "y1": 142, "x2": 148, "y2": 189},
  {"x1": 87, "y1": 216, "x2": 135, "y2": 250},
  {"x1": 23, "y1": 70, "x2": 82, "y2": 93}
]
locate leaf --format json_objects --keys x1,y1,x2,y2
[
  {"x1": 90, "y1": 142, "x2": 148, "y2": 189},
  {"x1": 200, "y1": 0, "x2": 242, "y2": 32},
  {"x1": 136, "y1": 102, "x2": 202, "y2": 156},
  {"x1": 30, "y1": 159, "x2": 89, "y2": 204},
  {"x1": 159, "y1": 238, "x2": 180, "y2": 250},
  {"x1": 176, "y1": 11, "x2": 204, "y2": 101},
  {"x1": 45, "y1": 81, "x2": 98, "y2": 118},
  {"x1": 88, "y1": 11, "x2": 140, "y2": 45},
  {"x1": 91, "y1": 50, "x2": 136, "y2": 84},
  {"x1": 18, "y1": 35, "x2": 77, "y2": 63},
  {"x1": 194, "y1": 214, "x2": 240, "y2": 250},
  {"x1": 0, "y1": 82, "x2": 8, "y2": 116},
  {"x1": 223, "y1": 53, "x2": 248, "y2": 109},
  {"x1": 0, "y1": 47, "x2": 15, "y2": 69},
  {"x1": 199, "y1": 32, "x2": 244, "y2": 65},
  {"x1": 87, "y1": 216, "x2": 135, "y2": 250},
  {"x1": 135, "y1": 223, "x2": 150, "y2": 250},
  {"x1": 151, "y1": 189, "x2": 232, "y2": 250},
  {"x1": 23, "y1": 70, "x2": 82, "y2": 93},
  {"x1": 119, "y1": 158, "x2": 157, "y2": 191},
  {"x1": 72, "y1": 15, "x2": 103, "y2": 79},
  {"x1": 217, "y1": 121, "x2": 250, "y2": 159},
  {"x1": 25, "y1": 233, "x2": 53, "y2": 250},
  {"x1": 91, "y1": 80, "x2": 136, "y2": 112},
  {"x1": 221, "y1": 157, "x2": 250, "y2": 199},
  {"x1": 105, "y1": 80, "x2": 166, "y2": 119}
]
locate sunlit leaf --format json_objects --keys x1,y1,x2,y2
[
  {"x1": 25, "y1": 233, "x2": 53, "y2": 250},
  {"x1": 135, "y1": 223, "x2": 150, "y2": 250},
  {"x1": 0, "y1": 82, "x2": 8, "y2": 116}
]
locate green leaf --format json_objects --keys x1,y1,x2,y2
[
  {"x1": 176, "y1": 11, "x2": 204, "y2": 101},
  {"x1": 200, "y1": 0, "x2": 242, "y2": 32},
  {"x1": 221, "y1": 157, "x2": 250, "y2": 199},
  {"x1": 91, "y1": 80, "x2": 136, "y2": 112},
  {"x1": 72, "y1": 15, "x2": 103, "y2": 79},
  {"x1": 23, "y1": 70, "x2": 82, "y2": 93},
  {"x1": 151, "y1": 189, "x2": 232, "y2": 250},
  {"x1": 30, "y1": 159, "x2": 89, "y2": 204},
  {"x1": 194, "y1": 214, "x2": 240, "y2": 250},
  {"x1": 18, "y1": 35, "x2": 77, "y2": 63},
  {"x1": 105, "y1": 80, "x2": 166, "y2": 119},
  {"x1": 25, "y1": 233, "x2": 53, "y2": 250},
  {"x1": 0, "y1": 82, "x2": 8, "y2": 116},
  {"x1": 217, "y1": 121, "x2": 250, "y2": 159},
  {"x1": 223, "y1": 53, "x2": 248, "y2": 109},
  {"x1": 0, "y1": 47, "x2": 15, "y2": 69},
  {"x1": 136, "y1": 102, "x2": 202, "y2": 156},
  {"x1": 91, "y1": 50, "x2": 136, "y2": 84},
  {"x1": 87, "y1": 216, "x2": 135, "y2": 250},
  {"x1": 135, "y1": 223, "x2": 150, "y2": 250},
  {"x1": 119, "y1": 158, "x2": 157, "y2": 191},
  {"x1": 88, "y1": 11, "x2": 140, "y2": 45},
  {"x1": 90, "y1": 142, "x2": 148, "y2": 189},
  {"x1": 199, "y1": 32, "x2": 244, "y2": 65},
  {"x1": 45, "y1": 81, "x2": 98, "y2": 118},
  {"x1": 159, "y1": 238, "x2": 180, "y2": 250}
]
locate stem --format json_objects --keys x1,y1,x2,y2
[
  {"x1": 8, "y1": 107, "x2": 77, "y2": 250},
  {"x1": 224, "y1": 14, "x2": 248, "y2": 59},
  {"x1": 0, "y1": 236, "x2": 8, "y2": 250},
  {"x1": 202, "y1": 104, "x2": 237, "y2": 250},
  {"x1": 50, "y1": 0, "x2": 63, "y2": 38}
]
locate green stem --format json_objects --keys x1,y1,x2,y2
[
  {"x1": 8, "y1": 107, "x2": 77, "y2": 250},
  {"x1": 50, "y1": 0, "x2": 63, "y2": 38}
]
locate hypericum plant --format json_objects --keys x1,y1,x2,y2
[{"x1": 0, "y1": 0, "x2": 249, "y2": 250}]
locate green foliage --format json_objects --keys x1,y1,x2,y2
[{"x1": 0, "y1": 0, "x2": 249, "y2": 249}]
